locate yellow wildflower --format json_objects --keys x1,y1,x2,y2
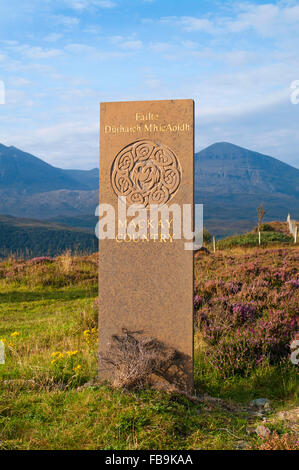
[
  {"x1": 51, "y1": 351, "x2": 64, "y2": 360},
  {"x1": 11, "y1": 331, "x2": 20, "y2": 337},
  {"x1": 73, "y1": 364, "x2": 82, "y2": 372},
  {"x1": 52, "y1": 351, "x2": 64, "y2": 358},
  {"x1": 67, "y1": 350, "x2": 79, "y2": 357}
]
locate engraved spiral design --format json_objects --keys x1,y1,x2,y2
[{"x1": 111, "y1": 140, "x2": 181, "y2": 207}]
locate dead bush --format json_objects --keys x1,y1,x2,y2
[
  {"x1": 58, "y1": 250, "x2": 73, "y2": 274},
  {"x1": 251, "y1": 431, "x2": 299, "y2": 450},
  {"x1": 100, "y1": 329, "x2": 188, "y2": 391}
]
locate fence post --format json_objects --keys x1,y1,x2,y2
[
  {"x1": 286, "y1": 214, "x2": 298, "y2": 241},
  {"x1": 213, "y1": 236, "x2": 216, "y2": 253},
  {"x1": 0, "y1": 341, "x2": 4, "y2": 365},
  {"x1": 258, "y1": 230, "x2": 261, "y2": 246}
]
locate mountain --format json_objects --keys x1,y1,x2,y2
[
  {"x1": 0, "y1": 189, "x2": 98, "y2": 220},
  {"x1": 0, "y1": 141, "x2": 298, "y2": 238},
  {"x1": 0, "y1": 143, "x2": 98, "y2": 193},
  {"x1": 195, "y1": 142, "x2": 298, "y2": 197},
  {"x1": 0, "y1": 214, "x2": 97, "y2": 259},
  {"x1": 63, "y1": 168, "x2": 98, "y2": 190},
  {"x1": 194, "y1": 142, "x2": 299, "y2": 236}
]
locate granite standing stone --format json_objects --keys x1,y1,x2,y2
[{"x1": 99, "y1": 99, "x2": 194, "y2": 392}]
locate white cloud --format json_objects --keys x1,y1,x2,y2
[
  {"x1": 196, "y1": 89, "x2": 289, "y2": 122},
  {"x1": 25, "y1": 47, "x2": 62, "y2": 59},
  {"x1": 83, "y1": 25, "x2": 101, "y2": 34},
  {"x1": 1, "y1": 40, "x2": 19, "y2": 46},
  {"x1": 283, "y1": 4, "x2": 299, "y2": 21},
  {"x1": 54, "y1": 15, "x2": 80, "y2": 28},
  {"x1": 10, "y1": 77, "x2": 32, "y2": 87},
  {"x1": 226, "y1": 4, "x2": 280, "y2": 35},
  {"x1": 4, "y1": 88, "x2": 34, "y2": 107},
  {"x1": 148, "y1": 42, "x2": 171, "y2": 52},
  {"x1": 103, "y1": 35, "x2": 143, "y2": 51},
  {"x1": 64, "y1": 42, "x2": 127, "y2": 59},
  {"x1": 7, "y1": 120, "x2": 99, "y2": 169},
  {"x1": 181, "y1": 40, "x2": 198, "y2": 49},
  {"x1": 65, "y1": 43, "x2": 94, "y2": 54},
  {"x1": 120, "y1": 40, "x2": 143, "y2": 50},
  {"x1": 190, "y1": 61, "x2": 297, "y2": 123},
  {"x1": 109, "y1": 35, "x2": 123, "y2": 43},
  {"x1": 180, "y1": 17, "x2": 216, "y2": 33},
  {"x1": 64, "y1": 0, "x2": 116, "y2": 10},
  {"x1": 4, "y1": 43, "x2": 63, "y2": 60},
  {"x1": 33, "y1": 121, "x2": 98, "y2": 143},
  {"x1": 44, "y1": 33, "x2": 63, "y2": 42},
  {"x1": 145, "y1": 78, "x2": 161, "y2": 89},
  {"x1": 224, "y1": 50, "x2": 259, "y2": 66},
  {"x1": 94, "y1": 0, "x2": 116, "y2": 7},
  {"x1": 161, "y1": 16, "x2": 215, "y2": 33},
  {"x1": 197, "y1": 98, "x2": 299, "y2": 167},
  {"x1": 159, "y1": 3, "x2": 299, "y2": 38}
]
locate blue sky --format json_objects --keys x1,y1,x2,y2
[{"x1": 0, "y1": 0, "x2": 298, "y2": 169}]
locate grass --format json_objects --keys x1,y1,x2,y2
[
  {"x1": 214, "y1": 221, "x2": 296, "y2": 249},
  {"x1": 216, "y1": 231, "x2": 292, "y2": 249},
  {"x1": 0, "y1": 249, "x2": 298, "y2": 450}
]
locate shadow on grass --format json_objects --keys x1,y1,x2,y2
[
  {"x1": 0, "y1": 287, "x2": 98, "y2": 304},
  {"x1": 194, "y1": 357, "x2": 298, "y2": 403}
]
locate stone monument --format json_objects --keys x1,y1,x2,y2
[{"x1": 99, "y1": 99, "x2": 194, "y2": 392}]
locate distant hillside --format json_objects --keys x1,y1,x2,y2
[
  {"x1": 194, "y1": 142, "x2": 299, "y2": 237},
  {"x1": 0, "y1": 144, "x2": 98, "y2": 193},
  {"x1": 0, "y1": 189, "x2": 98, "y2": 220},
  {"x1": 46, "y1": 214, "x2": 97, "y2": 232},
  {"x1": 63, "y1": 168, "x2": 98, "y2": 190},
  {"x1": 0, "y1": 141, "x2": 298, "y2": 238},
  {"x1": 195, "y1": 142, "x2": 298, "y2": 196},
  {"x1": 0, "y1": 215, "x2": 98, "y2": 259}
]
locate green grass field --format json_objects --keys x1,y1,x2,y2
[{"x1": 0, "y1": 248, "x2": 298, "y2": 450}]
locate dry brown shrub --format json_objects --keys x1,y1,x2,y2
[
  {"x1": 100, "y1": 329, "x2": 188, "y2": 391},
  {"x1": 252, "y1": 432, "x2": 299, "y2": 450},
  {"x1": 58, "y1": 250, "x2": 73, "y2": 273}
]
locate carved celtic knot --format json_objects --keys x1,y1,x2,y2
[{"x1": 111, "y1": 140, "x2": 181, "y2": 207}]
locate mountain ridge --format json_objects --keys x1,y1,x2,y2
[
  {"x1": 1, "y1": 141, "x2": 298, "y2": 195},
  {"x1": 0, "y1": 141, "x2": 298, "y2": 237},
  {"x1": 0, "y1": 143, "x2": 98, "y2": 193},
  {"x1": 195, "y1": 142, "x2": 299, "y2": 196}
]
